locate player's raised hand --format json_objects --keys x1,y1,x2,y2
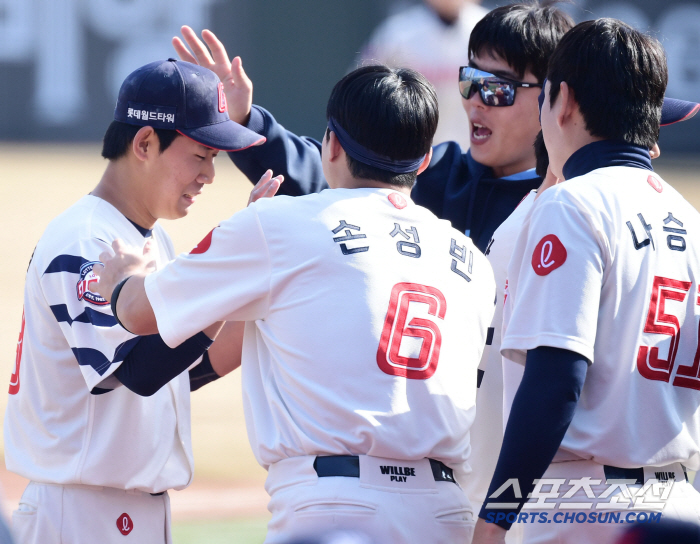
[
  {"x1": 93, "y1": 240, "x2": 157, "y2": 303},
  {"x1": 173, "y1": 26, "x2": 253, "y2": 125},
  {"x1": 248, "y1": 170, "x2": 284, "y2": 206}
]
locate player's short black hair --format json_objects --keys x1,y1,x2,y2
[
  {"x1": 468, "y1": 2, "x2": 574, "y2": 83},
  {"x1": 534, "y1": 130, "x2": 549, "y2": 178},
  {"x1": 101, "y1": 121, "x2": 180, "y2": 160},
  {"x1": 325, "y1": 65, "x2": 438, "y2": 188},
  {"x1": 547, "y1": 18, "x2": 667, "y2": 150}
]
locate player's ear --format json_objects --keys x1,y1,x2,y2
[
  {"x1": 132, "y1": 126, "x2": 157, "y2": 162},
  {"x1": 417, "y1": 148, "x2": 433, "y2": 175},
  {"x1": 327, "y1": 130, "x2": 344, "y2": 163},
  {"x1": 556, "y1": 82, "x2": 576, "y2": 129},
  {"x1": 650, "y1": 143, "x2": 661, "y2": 159}
]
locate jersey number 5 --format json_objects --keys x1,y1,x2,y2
[
  {"x1": 376, "y1": 283, "x2": 446, "y2": 380},
  {"x1": 636, "y1": 276, "x2": 700, "y2": 390},
  {"x1": 9, "y1": 309, "x2": 25, "y2": 395}
]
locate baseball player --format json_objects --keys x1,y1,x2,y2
[
  {"x1": 473, "y1": 18, "x2": 700, "y2": 544},
  {"x1": 3, "y1": 58, "x2": 273, "y2": 544},
  {"x1": 358, "y1": 0, "x2": 488, "y2": 148},
  {"x1": 94, "y1": 64, "x2": 497, "y2": 543},
  {"x1": 174, "y1": 2, "x2": 574, "y2": 255}
]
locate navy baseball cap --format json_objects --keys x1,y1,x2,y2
[
  {"x1": 114, "y1": 59, "x2": 265, "y2": 151},
  {"x1": 661, "y1": 97, "x2": 699, "y2": 126}
]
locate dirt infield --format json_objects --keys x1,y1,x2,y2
[{"x1": 0, "y1": 144, "x2": 698, "y2": 524}]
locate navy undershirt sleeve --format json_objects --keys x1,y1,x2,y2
[
  {"x1": 479, "y1": 346, "x2": 589, "y2": 530},
  {"x1": 114, "y1": 332, "x2": 214, "y2": 396},
  {"x1": 189, "y1": 351, "x2": 220, "y2": 392},
  {"x1": 229, "y1": 106, "x2": 329, "y2": 197}
]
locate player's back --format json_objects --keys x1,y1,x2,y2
[
  {"x1": 244, "y1": 188, "x2": 496, "y2": 476},
  {"x1": 148, "y1": 187, "x2": 496, "y2": 479},
  {"x1": 528, "y1": 167, "x2": 700, "y2": 469}
]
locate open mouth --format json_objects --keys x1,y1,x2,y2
[{"x1": 472, "y1": 122, "x2": 492, "y2": 142}]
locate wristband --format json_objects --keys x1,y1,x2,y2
[{"x1": 111, "y1": 276, "x2": 133, "y2": 333}]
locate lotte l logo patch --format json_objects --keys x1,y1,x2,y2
[
  {"x1": 117, "y1": 513, "x2": 133, "y2": 536},
  {"x1": 388, "y1": 193, "x2": 407, "y2": 209},
  {"x1": 531, "y1": 234, "x2": 567, "y2": 276},
  {"x1": 191, "y1": 228, "x2": 215, "y2": 254},
  {"x1": 647, "y1": 175, "x2": 663, "y2": 193}
]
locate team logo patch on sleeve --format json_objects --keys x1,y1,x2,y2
[
  {"x1": 76, "y1": 262, "x2": 108, "y2": 306},
  {"x1": 191, "y1": 228, "x2": 216, "y2": 254},
  {"x1": 531, "y1": 234, "x2": 567, "y2": 276},
  {"x1": 117, "y1": 513, "x2": 133, "y2": 536}
]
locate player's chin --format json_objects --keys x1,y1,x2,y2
[{"x1": 469, "y1": 139, "x2": 499, "y2": 167}]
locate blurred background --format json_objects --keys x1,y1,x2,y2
[{"x1": 0, "y1": 0, "x2": 698, "y2": 542}]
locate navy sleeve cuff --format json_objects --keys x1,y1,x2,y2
[{"x1": 246, "y1": 105, "x2": 266, "y2": 135}]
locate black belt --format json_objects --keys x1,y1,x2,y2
[
  {"x1": 603, "y1": 465, "x2": 688, "y2": 485},
  {"x1": 313, "y1": 455, "x2": 457, "y2": 484}
]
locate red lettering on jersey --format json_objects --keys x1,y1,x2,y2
[
  {"x1": 8, "y1": 310, "x2": 25, "y2": 395},
  {"x1": 377, "y1": 283, "x2": 446, "y2": 380},
  {"x1": 636, "y1": 276, "x2": 691, "y2": 383},
  {"x1": 531, "y1": 235, "x2": 567, "y2": 276},
  {"x1": 647, "y1": 175, "x2": 663, "y2": 193},
  {"x1": 191, "y1": 228, "x2": 215, "y2": 254},
  {"x1": 388, "y1": 193, "x2": 407, "y2": 209},
  {"x1": 117, "y1": 513, "x2": 133, "y2": 536},
  {"x1": 218, "y1": 83, "x2": 227, "y2": 113}
]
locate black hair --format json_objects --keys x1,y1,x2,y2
[
  {"x1": 547, "y1": 18, "x2": 667, "y2": 149},
  {"x1": 534, "y1": 130, "x2": 549, "y2": 178},
  {"x1": 325, "y1": 65, "x2": 438, "y2": 188},
  {"x1": 101, "y1": 121, "x2": 180, "y2": 160},
  {"x1": 468, "y1": 1, "x2": 574, "y2": 83}
]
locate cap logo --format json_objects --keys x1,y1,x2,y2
[
  {"x1": 531, "y1": 234, "x2": 567, "y2": 276},
  {"x1": 218, "y1": 83, "x2": 227, "y2": 113},
  {"x1": 388, "y1": 193, "x2": 407, "y2": 209},
  {"x1": 648, "y1": 175, "x2": 663, "y2": 193}
]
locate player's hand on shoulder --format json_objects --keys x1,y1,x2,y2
[
  {"x1": 93, "y1": 239, "x2": 157, "y2": 303},
  {"x1": 173, "y1": 26, "x2": 253, "y2": 125},
  {"x1": 248, "y1": 170, "x2": 284, "y2": 206},
  {"x1": 470, "y1": 518, "x2": 507, "y2": 544}
]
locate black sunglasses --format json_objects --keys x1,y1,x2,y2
[{"x1": 458, "y1": 67, "x2": 543, "y2": 107}]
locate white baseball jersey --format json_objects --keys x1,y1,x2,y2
[
  {"x1": 145, "y1": 188, "x2": 496, "y2": 479},
  {"x1": 502, "y1": 167, "x2": 700, "y2": 469},
  {"x1": 466, "y1": 190, "x2": 536, "y2": 509},
  {"x1": 359, "y1": 3, "x2": 488, "y2": 149},
  {"x1": 4, "y1": 195, "x2": 194, "y2": 493}
]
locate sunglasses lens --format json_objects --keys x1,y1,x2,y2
[
  {"x1": 458, "y1": 68, "x2": 516, "y2": 107},
  {"x1": 480, "y1": 81, "x2": 515, "y2": 107}
]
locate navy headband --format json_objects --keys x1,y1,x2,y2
[{"x1": 327, "y1": 117, "x2": 426, "y2": 174}]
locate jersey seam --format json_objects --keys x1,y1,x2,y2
[{"x1": 250, "y1": 208, "x2": 273, "y2": 318}]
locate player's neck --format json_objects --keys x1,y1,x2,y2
[
  {"x1": 92, "y1": 161, "x2": 157, "y2": 230},
  {"x1": 332, "y1": 175, "x2": 412, "y2": 195}
]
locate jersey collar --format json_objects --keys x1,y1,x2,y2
[
  {"x1": 127, "y1": 218, "x2": 153, "y2": 238},
  {"x1": 562, "y1": 140, "x2": 653, "y2": 181}
]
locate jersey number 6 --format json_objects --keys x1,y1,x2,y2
[{"x1": 376, "y1": 283, "x2": 446, "y2": 380}]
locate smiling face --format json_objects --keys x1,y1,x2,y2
[
  {"x1": 143, "y1": 135, "x2": 218, "y2": 220},
  {"x1": 463, "y1": 52, "x2": 542, "y2": 178}
]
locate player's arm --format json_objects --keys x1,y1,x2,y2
[
  {"x1": 472, "y1": 347, "x2": 589, "y2": 542},
  {"x1": 173, "y1": 26, "x2": 328, "y2": 197}
]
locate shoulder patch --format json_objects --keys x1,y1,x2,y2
[
  {"x1": 647, "y1": 175, "x2": 663, "y2": 193},
  {"x1": 76, "y1": 261, "x2": 108, "y2": 306},
  {"x1": 191, "y1": 228, "x2": 215, "y2": 254},
  {"x1": 531, "y1": 235, "x2": 567, "y2": 276}
]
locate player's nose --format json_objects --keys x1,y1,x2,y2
[{"x1": 198, "y1": 160, "x2": 216, "y2": 184}]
